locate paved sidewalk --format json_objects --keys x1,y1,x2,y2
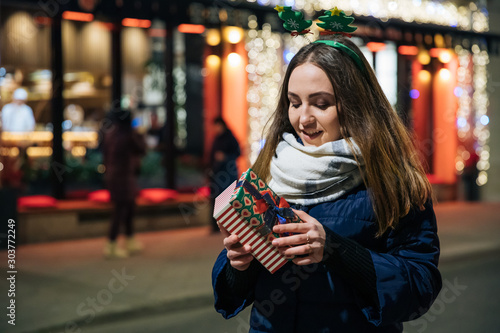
[{"x1": 0, "y1": 201, "x2": 499, "y2": 333}]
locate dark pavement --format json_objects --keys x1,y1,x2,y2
[{"x1": 0, "y1": 201, "x2": 499, "y2": 333}]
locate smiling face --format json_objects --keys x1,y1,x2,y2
[{"x1": 287, "y1": 63, "x2": 341, "y2": 147}]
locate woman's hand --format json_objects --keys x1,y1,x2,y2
[
  {"x1": 272, "y1": 209, "x2": 326, "y2": 265},
  {"x1": 220, "y1": 225, "x2": 254, "y2": 271}
]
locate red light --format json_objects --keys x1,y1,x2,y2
[
  {"x1": 139, "y1": 189, "x2": 178, "y2": 203},
  {"x1": 178, "y1": 24, "x2": 205, "y2": 34},
  {"x1": 429, "y1": 48, "x2": 446, "y2": 57},
  {"x1": 88, "y1": 190, "x2": 110, "y2": 203},
  {"x1": 398, "y1": 45, "x2": 419, "y2": 56},
  {"x1": 18, "y1": 195, "x2": 57, "y2": 209},
  {"x1": 62, "y1": 11, "x2": 94, "y2": 22},
  {"x1": 34, "y1": 16, "x2": 52, "y2": 25},
  {"x1": 366, "y1": 42, "x2": 386, "y2": 53},
  {"x1": 122, "y1": 18, "x2": 151, "y2": 28}
]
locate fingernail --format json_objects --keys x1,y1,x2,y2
[{"x1": 272, "y1": 240, "x2": 279, "y2": 246}]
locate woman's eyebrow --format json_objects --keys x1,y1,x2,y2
[
  {"x1": 287, "y1": 91, "x2": 334, "y2": 98},
  {"x1": 309, "y1": 92, "x2": 334, "y2": 98}
]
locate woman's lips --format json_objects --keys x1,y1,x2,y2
[{"x1": 302, "y1": 130, "x2": 322, "y2": 141}]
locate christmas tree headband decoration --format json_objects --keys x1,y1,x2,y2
[
  {"x1": 275, "y1": 6, "x2": 312, "y2": 37},
  {"x1": 275, "y1": 6, "x2": 365, "y2": 73},
  {"x1": 316, "y1": 7, "x2": 357, "y2": 38}
]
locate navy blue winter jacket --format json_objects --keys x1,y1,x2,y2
[{"x1": 212, "y1": 185, "x2": 442, "y2": 332}]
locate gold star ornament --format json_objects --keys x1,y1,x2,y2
[
  {"x1": 330, "y1": 7, "x2": 342, "y2": 16},
  {"x1": 274, "y1": 5, "x2": 285, "y2": 13}
]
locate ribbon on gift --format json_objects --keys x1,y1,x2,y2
[{"x1": 235, "y1": 180, "x2": 295, "y2": 237}]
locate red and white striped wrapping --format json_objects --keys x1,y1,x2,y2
[{"x1": 214, "y1": 181, "x2": 288, "y2": 274}]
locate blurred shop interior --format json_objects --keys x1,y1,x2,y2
[{"x1": 1, "y1": 0, "x2": 500, "y2": 206}]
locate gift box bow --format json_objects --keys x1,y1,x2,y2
[{"x1": 235, "y1": 179, "x2": 295, "y2": 236}]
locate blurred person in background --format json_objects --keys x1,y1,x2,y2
[
  {"x1": 462, "y1": 150, "x2": 480, "y2": 201},
  {"x1": 102, "y1": 109, "x2": 146, "y2": 258},
  {"x1": 0, "y1": 88, "x2": 35, "y2": 132},
  {"x1": 208, "y1": 117, "x2": 241, "y2": 233}
]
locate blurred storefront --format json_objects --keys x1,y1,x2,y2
[{"x1": 0, "y1": 0, "x2": 499, "y2": 202}]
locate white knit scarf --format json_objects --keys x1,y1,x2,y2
[{"x1": 269, "y1": 132, "x2": 365, "y2": 205}]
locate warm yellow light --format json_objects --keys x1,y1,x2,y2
[
  {"x1": 439, "y1": 68, "x2": 451, "y2": 80},
  {"x1": 206, "y1": 55, "x2": 221, "y2": 68},
  {"x1": 27, "y1": 147, "x2": 52, "y2": 157},
  {"x1": 71, "y1": 146, "x2": 86, "y2": 157},
  {"x1": 438, "y1": 50, "x2": 452, "y2": 63},
  {"x1": 434, "y1": 34, "x2": 445, "y2": 48},
  {"x1": 0, "y1": 147, "x2": 19, "y2": 157},
  {"x1": 206, "y1": 29, "x2": 221, "y2": 46},
  {"x1": 225, "y1": 27, "x2": 243, "y2": 44},
  {"x1": 62, "y1": 131, "x2": 98, "y2": 142},
  {"x1": 418, "y1": 70, "x2": 431, "y2": 82},
  {"x1": 97, "y1": 164, "x2": 106, "y2": 173},
  {"x1": 1, "y1": 131, "x2": 53, "y2": 142},
  {"x1": 418, "y1": 50, "x2": 431, "y2": 65},
  {"x1": 228, "y1": 52, "x2": 242, "y2": 67}
]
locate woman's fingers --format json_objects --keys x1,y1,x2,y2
[
  {"x1": 218, "y1": 224, "x2": 230, "y2": 237},
  {"x1": 227, "y1": 244, "x2": 254, "y2": 271},
  {"x1": 222, "y1": 233, "x2": 254, "y2": 271},
  {"x1": 273, "y1": 222, "x2": 310, "y2": 234},
  {"x1": 226, "y1": 244, "x2": 252, "y2": 260},
  {"x1": 271, "y1": 209, "x2": 327, "y2": 265},
  {"x1": 223, "y1": 234, "x2": 242, "y2": 248},
  {"x1": 292, "y1": 209, "x2": 318, "y2": 223},
  {"x1": 278, "y1": 243, "x2": 314, "y2": 257},
  {"x1": 271, "y1": 233, "x2": 308, "y2": 247},
  {"x1": 229, "y1": 253, "x2": 254, "y2": 269}
]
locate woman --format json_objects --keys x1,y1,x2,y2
[
  {"x1": 212, "y1": 36, "x2": 442, "y2": 332},
  {"x1": 103, "y1": 110, "x2": 146, "y2": 258}
]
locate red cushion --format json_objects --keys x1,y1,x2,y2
[
  {"x1": 88, "y1": 190, "x2": 110, "y2": 203},
  {"x1": 18, "y1": 195, "x2": 57, "y2": 209},
  {"x1": 140, "y1": 188, "x2": 178, "y2": 203}
]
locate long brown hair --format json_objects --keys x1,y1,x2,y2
[{"x1": 253, "y1": 36, "x2": 433, "y2": 236}]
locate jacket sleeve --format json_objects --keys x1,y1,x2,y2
[
  {"x1": 357, "y1": 201, "x2": 442, "y2": 326},
  {"x1": 212, "y1": 249, "x2": 261, "y2": 319}
]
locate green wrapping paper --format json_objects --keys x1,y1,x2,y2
[{"x1": 230, "y1": 168, "x2": 302, "y2": 244}]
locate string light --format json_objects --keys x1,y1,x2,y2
[
  {"x1": 173, "y1": 31, "x2": 187, "y2": 149},
  {"x1": 246, "y1": 20, "x2": 286, "y2": 164},
  {"x1": 472, "y1": 46, "x2": 490, "y2": 186},
  {"x1": 456, "y1": 46, "x2": 472, "y2": 174},
  {"x1": 250, "y1": 0, "x2": 488, "y2": 32}
]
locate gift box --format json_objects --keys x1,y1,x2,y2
[{"x1": 213, "y1": 168, "x2": 302, "y2": 274}]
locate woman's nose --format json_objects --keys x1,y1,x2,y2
[{"x1": 299, "y1": 107, "x2": 315, "y2": 125}]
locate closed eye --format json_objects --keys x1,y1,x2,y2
[{"x1": 315, "y1": 104, "x2": 329, "y2": 110}]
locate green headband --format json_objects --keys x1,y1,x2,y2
[{"x1": 313, "y1": 40, "x2": 366, "y2": 73}]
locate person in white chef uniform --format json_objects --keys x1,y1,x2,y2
[{"x1": 1, "y1": 88, "x2": 36, "y2": 132}]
